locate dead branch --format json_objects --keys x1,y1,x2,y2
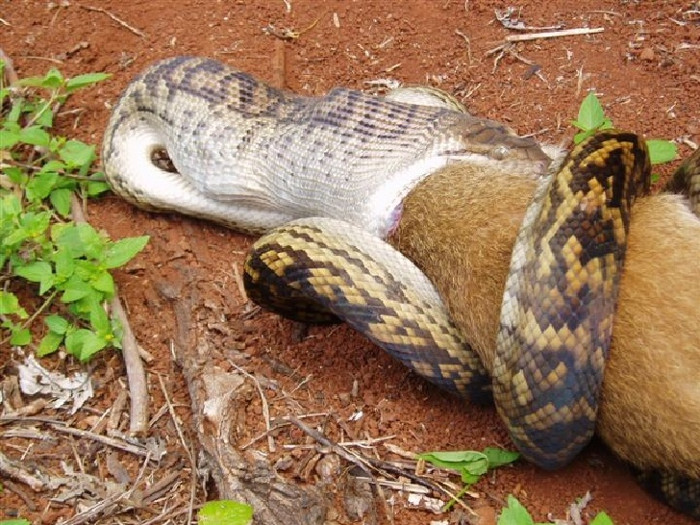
[
  {"x1": 505, "y1": 27, "x2": 604, "y2": 42},
  {"x1": 0, "y1": 450, "x2": 49, "y2": 491},
  {"x1": 0, "y1": 47, "x2": 19, "y2": 84},
  {"x1": 78, "y1": 4, "x2": 147, "y2": 38},
  {"x1": 50, "y1": 423, "x2": 149, "y2": 456}
]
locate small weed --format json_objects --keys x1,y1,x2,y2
[
  {"x1": 572, "y1": 91, "x2": 677, "y2": 178},
  {"x1": 498, "y1": 494, "x2": 615, "y2": 525},
  {"x1": 417, "y1": 447, "x2": 519, "y2": 509},
  {"x1": 0, "y1": 61, "x2": 148, "y2": 360},
  {"x1": 417, "y1": 447, "x2": 614, "y2": 523}
]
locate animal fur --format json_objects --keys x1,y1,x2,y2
[{"x1": 389, "y1": 162, "x2": 700, "y2": 478}]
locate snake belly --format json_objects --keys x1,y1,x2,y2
[
  {"x1": 244, "y1": 131, "x2": 651, "y2": 470},
  {"x1": 102, "y1": 56, "x2": 548, "y2": 238}
]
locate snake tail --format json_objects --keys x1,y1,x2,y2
[
  {"x1": 243, "y1": 218, "x2": 492, "y2": 403},
  {"x1": 635, "y1": 469, "x2": 700, "y2": 520},
  {"x1": 666, "y1": 146, "x2": 700, "y2": 216},
  {"x1": 494, "y1": 131, "x2": 651, "y2": 469}
]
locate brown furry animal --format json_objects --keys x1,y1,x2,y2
[{"x1": 389, "y1": 160, "x2": 700, "y2": 509}]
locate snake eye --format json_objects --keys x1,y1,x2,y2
[{"x1": 490, "y1": 145, "x2": 510, "y2": 160}]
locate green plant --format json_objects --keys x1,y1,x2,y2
[
  {"x1": 417, "y1": 447, "x2": 520, "y2": 509},
  {"x1": 0, "y1": 60, "x2": 148, "y2": 360},
  {"x1": 198, "y1": 500, "x2": 253, "y2": 525},
  {"x1": 497, "y1": 494, "x2": 615, "y2": 525},
  {"x1": 572, "y1": 91, "x2": 677, "y2": 170},
  {"x1": 0, "y1": 520, "x2": 31, "y2": 525}
]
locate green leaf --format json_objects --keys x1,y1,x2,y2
[
  {"x1": 14, "y1": 260, "x2": 55, "y2": 295},
  {"x1": 6, "y1": 211, "x2": 51, "y2": 245},
  {"x1": 1, "y1": 194, "x2": 22, "y2": 218},
  {"x1": 3, "y1": 166, "x2": 27, "y2": 186},
  {"x1": 53, "y1": 222, "x2": 105, "y2": 259},
  {"x1": 417, "y1": 450, "x2": 489, "y2": 484},
  {"x1": 86, "y1": 179, "x2": 112, "y2": 197},
  {"x1": 7, "y1": 99, "x2": 24, "y2": 124},
  {"x1": 89, "y1": 302, "x2": 111, "y2": 334},
  {"x1": 483, "y1": 447, "x2": 520, "y2": 469},
  {"x1": 572, "y1": 92, "x2": 608, "y2": 133},
  {"x1": 573, "y1": 129, "x2": 593, "y2": 145},
  {"x1": 40, "y1": 159, "x2": 66, "y2": 173},
  {"x1": 38, "y1": 330, "x2": 64, "y2": 356},
  {"x1": 14, "y1": 260, "x2": 52, "y2": 283},
  {"x1": 417, "y1": 450, "x2": 487, "y2": 469},
  {"x1": 19, "y1": 125, "x2": 51, "y2": 147},
  {"x1": 65, "y1": 328, "x2": 107, "y2": 361},
  {"x1": 591, "y1": 511, "x2": 615, "y2": 525},
  {"x1": 498, "y1": 495, "x2": 536, "y2": 525},
  {"x1": 53, "y1": 247, "x2": 75, "y2": 281},
  {"x1": 91, "y1": 270, "x2": 114, "y2": 295},
  {"x1": 26, "y1": 171, "x2": 59, "y2": 201},
  {"x1": 71, "y1": 291, "x2": 106, "y2": 317},
  {"x1": 10, "y1": 326, "x2": 31, "y2": 346},
  {"x1": 2, "y1": 225, "x2": 29, "y2": 246},
  {"x1": 0, "y1": 291, "x2": 28, "y2": 318},
  {"x1": 45, "y1": 314, "x2": 69, "y2": 334},
  {"x1": 58, "y1": 139, "x2": 95, "y2": 169},
  {"x1": 0, "y1": 126, "x2": 20, "y2": 149},
  {"x1": 33, "y1": 104, "x2": 54, "y2": 128},
  {"x1": 19, "y1": 67, "x2": 65, "y2": 89},
  {"x1": 60, "y1": 275, "x2": 93, "y2": 302},
  {"x1": 102, "y1": 236, "x2": 149, "y2": 268},
  {"x1": 66, "y1": 72, "x2": 111, "y2": 92},
  {"x1": 198, "y1": 500, "x2": 254, "y2": 525},
  {"x1": 50, "y1": 188, "x2": 73, "y2": 217},
  {"x1": 0, "y1": 519, "x2": 32, "y2": 525},
  {"x1": 0, "y1": 222, "x2": 29, "y2": 246},
  {"x1": 647, "y1": 139, "x2": 677, "y2": 165}
]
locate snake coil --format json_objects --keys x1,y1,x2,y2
[{"x1": 102, "y1": 56, "x2": 700, "y2": 519}]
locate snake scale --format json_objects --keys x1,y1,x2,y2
[{"x1": 102, "y1": 56, "x2": 700, "y2": 518}]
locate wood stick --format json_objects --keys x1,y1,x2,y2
[
  {"x1": 505, "y1": 26, "x2": 603, "y2": 42},
  {"x1": 273, "y1": 38, "x2": 287, "y2": 90}
]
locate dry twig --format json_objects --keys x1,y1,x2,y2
[
  {"x1": 454, "y1": 29, "x2": 473, "y2": 65},
  {"x1": 485, "y1": 42, "x2": 536, "y2": 73},
  {"x1": 0, "y1": 450, "x2": 48, "y2": 491},
  {"x1": 230, "y1": 362, "x2": 276, "y2": 453},
  {"x1": 505, "y1": 27, "x2": 604, "y2": 42},
  {"x1": 79, "y1": 4, "x2": 147, "y2": 38},
  {"x1": 156, "y1": 373, "x2": 197, "y2": 524},
  {"x1": 0, "y1": 48, "x2": 20, "y2": 85},
  {"x1": 285, "y1": 415, "x2": 477, "y2": 516},
  {"x1": 50, "y1": 423, "x2": 150, "y2": 456}
]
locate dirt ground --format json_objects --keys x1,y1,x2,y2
[{"x1": 1, "y1": 1, "x2": 699, "y2": 524}]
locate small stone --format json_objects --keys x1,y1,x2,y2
[
  {"x1": 471, "y1": 504, "x2": 497, "y2": 525},
  {"x1": 640, "y1": 47, "x2": 655, "y2": 61}
]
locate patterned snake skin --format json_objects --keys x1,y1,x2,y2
[
  {"x1": 494, "y1": 132, "x2": 650, "y2": 468},
  {"x1": 103, "y1": 56, "x2": 548, "y2": 237},
  {"x1": 245, "y1": 131, "x2": 650, "y2": 470},
  {"x1": 102, "y1": 56, "x2": 699, "y2": 519}
]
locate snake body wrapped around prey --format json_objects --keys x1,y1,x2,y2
[{"x1": 102, "y1": 56, "x2": 700, "y2": 519}]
